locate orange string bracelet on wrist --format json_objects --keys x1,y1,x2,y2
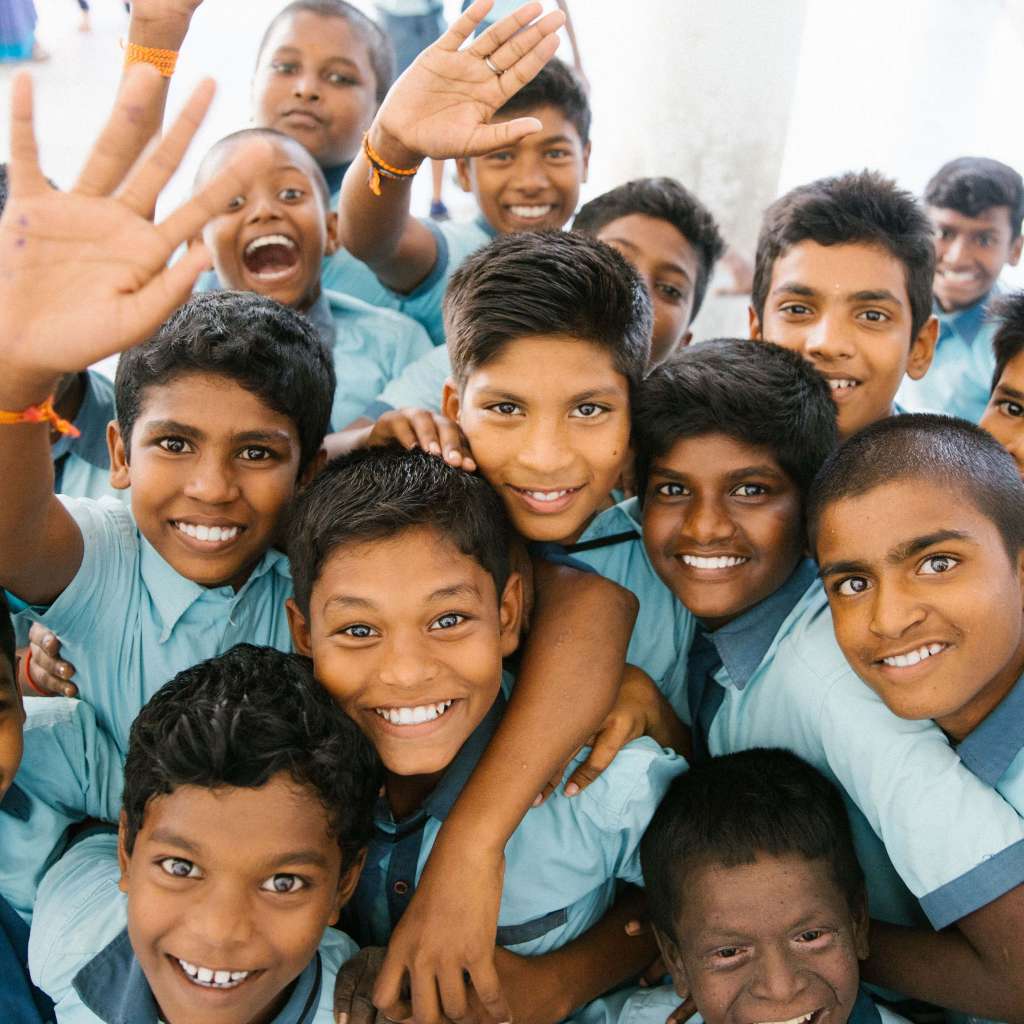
[
  {"x1": 363, "y1": 132, "x2": 421, "y2": 196},
  {"x1": 123, "y1": 41, "x2": 179, "y2": 78},
  {"x1": 0, "y1": 396, "x2": 80, "y2": 438},
  {"x1": 22, "y1": 648, "x2": 49, "y2": 698}
]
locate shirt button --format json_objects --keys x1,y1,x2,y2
[{"x1": 393, "y1": 880, "x2": 409, "y2": 895}]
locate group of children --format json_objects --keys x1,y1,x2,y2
[{"x1": 3, "y1": 1, "x2": 1024, "y2": 1023}]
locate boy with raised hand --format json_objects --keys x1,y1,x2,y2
[
  {"x1": 632, "y1": 339, "x2": 1024, "y2": 1018},
  {"x1": 750, "y1": 170, "x2": 939, "y2": 441},
  {"x1": 630, "y1": 750, "x2": 908, "y2": 1024},
  {"x1": 898, "y1": 157, "x2": 1024, "y2": 422},
  {"x1": 981, "y1": 290, "x2": 1024, "y2": 471},
  {"x1": 285, "y1": 446, "x2": 685, "y2": 1024},
  {"x1": 337, "y1": 0, "x2": 588, "y2": 343},
  {"x1": 28, "y1": 645, "x2": 381, "y2": 1024}
]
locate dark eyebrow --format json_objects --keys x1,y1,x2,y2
[
  {"x1": 268, "y1": 849, "x2": 330, "y2": 870},
  {"x1": 818, "y1": 558, "x2": 870, "y2": 579},
  {"x1": 324, "y1": 594, "x2": 377, "y2": 613},
  {"x1": 232, "y1": 430, "x2": 294, "y2": 446},
  {"x1": 537, "y1": 134, "x2": 576, "y2": 146},
  {"x1": 771, "y1": 282, "x2": 817, "y2": 298},
  {"x1": 648, "y1": 464, "x2": 686, "y2": 482},
  {"x1": 995, "y1": 383, "x2": 1024, "y2": 402},
  {"x1": 568, "y1": 387, "x2": 625, "y2": 404},
  {"x1": 724, "y1": 463, "x2": 787, "y2": 482},
  {"x1": 428, "y1": 583, "x2": 481, "y2": 603},
  {"x1": 149, "y1": 829, "x2": 202, "y2": 855},
  {"x1": 849, "y1": 289, "x2": 903, "y2": 306},
  {"x1": 143, "y1": 419, "x2": 205, "y2": 441},
  {"x1": 603, "y1": 237, "x2": 693, "y2": 283},
  {"x1": 819, "y1": 529, "x2": 973, "y2": 579}
]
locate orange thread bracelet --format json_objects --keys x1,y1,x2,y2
[
  {"x1": 22, "y1": 648, "x2": 49, "y2": 697},
  {"x1": 123, "y1": 41, "x2": 179, "y2": 78},
  {"x1": 362, "y1": 132, "x2": 421, "y2": 196},
  {"x1": 0, "y1": 396, "x2": 81, "y2": 438}
]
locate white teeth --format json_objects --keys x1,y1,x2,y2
[
  {"x1": 508, "y1": 205, "x2": 555, "y2": 219},
  {"x1": 244, "y1": 234, "x2": 297, "y2": 255},
  {"x1": 176, "y1": 522, "x2": 240, "y2": 543},
  {"x1": 940, "y1": 269, "x2": 979, "y2": 282},
  {"x1": 755, "y1": 1014, "x2": 816, "y2": 1024},
  {"x1": 524, "y1": 489, "x2": 571, "y2": 503},
  {"x1": 177, "y1": 958, "x2": 250, "y2": 989},
  {"x1": 680, "y1": 554, "x2": 748, "y2": 569},
  {"x1": 375, "y1": 700, "x2": 454, "y2": 726},
  {"x1": 827, "y1": 378, "x2": 858, "y2": 391},
  {"x1": 882, "y1": 642, "x2": 946, "y2": 668}
]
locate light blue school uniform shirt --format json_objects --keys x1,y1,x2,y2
[
  {"x1": 346, "y1": 693, "x2": 686, "y2": 954},
  {"x1": 28, "y1": 832, "x2": 356, "y2": 1024},
  {"x1": 396, "y1": 216, "x2": 497, "y2": 345},
  {"x1": 366, "y1": 342, "x2": 451, "y2": 416},
  {"x1": 896, "y1": 291, "x2": 999, "y2": 423},
  {"x1": 576, "y1": 982, "x2": 910, "y2": 1024},
  {"x1": 54, "y1": 371, "x2": 124, "y2": 503},
  {"x1": 533, "y1": 499, "x2": 695, "y2": 720},
  {"x1": 669, "y1": 559, "x2": 1024, "y2": 930},
  {"x1": 0, "y1": 697, "x2": 123, "y2": 922},
  {"x1": 305, "y1": 289, "x2": 432, "y2": 428},
  {"x1": 12, "y1": 497, "x2": 294, "y2": 757}
]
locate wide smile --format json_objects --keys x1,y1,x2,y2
[
  {"x1": 369, "y1": 699, "x2": 461, "y2": 736},
  {"x1": 507, "y1": 484, "x2": 585, "y2": 516},
  {"x1": 170, "y1": 519, "x2": 246, "y2": 554},
  {"x1": 937, "y1": 267, "x2": 984, "y2": 285},
  {"x1": 874, "y1": 641, "x2": 951, "y2": 671},
  {"x1": 751, "y1": 1009, "x2": 826, "y2": 1024},
  {"x1": 503, "y1": 203, "x2": 558, "y2": 223},
  {"x1": 242, "y1": 234, "x2": 301, "y2": 283},
  {"x1": 822, "y1": 375, "x2": 862, "y2": 402},
  {"x1": 672, "y1": 551, "x2": 750, "y2": 578},
  {"x1": 168, "y1": 953, "x2": 262, "y2": 994}
]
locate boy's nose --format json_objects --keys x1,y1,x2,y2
[
  {"x1": 514, "y1": 427, "x2": 576, "y2": 477},
  {"x1": 803, "y1": 317, "x2": 857, "y2": 362},
  {"x1": 377, "y1": 638, "x2": 438, "y2": 689},
  {"x1": 684, "y1": 497, "x2": 735, "y2": 546},
  {"x1": 748, "y1": 944, "x2": 808, "y2": 1003},
  {"x1": 868, "y1": 580, "x2": 927, "y2": 640},
  {"x1": 183, "y1": 457, "x2": 241, "y2": 506},
  {"x1": 186, "y1": 883, "x2": 255, "y2": 949},
  {"x1": 292, "y1": 76, "x2": 321, "y2": 102}
]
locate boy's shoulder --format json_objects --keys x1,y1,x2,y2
[{"x1": 322, "y1": 288, "x2": 431, "y2": 340}]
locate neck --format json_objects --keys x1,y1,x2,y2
[
  {"x1": 295, "y1": 283, "x2": 322, "y2": 315},
  {"x1": 937, "y1": 640, "x2": 1024, "y2": 742},
  {"x1": 385, "y1": 769, "x2": 445, "y2": 820}
]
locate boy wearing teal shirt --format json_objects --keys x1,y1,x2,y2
[
  {"x1": 194, "y1": 128, "x2": 431, "y2": 429},
  {"x1": 898, "y1": 157, "x2": 1024, "y2": 422},
  {"x1": 27, "y1": 646, "x2": 379, "y2": 1024},
  {"x1": 633, "y1": 340, "x2": 1024, "y2": 1018},
  {"x1": 750, "y1": 170, "x2": 938, "y2": 441},
  {"x1": 287, "y1": 446, "x2": 685, "y2": 1021},
  {"x1": 628, "y1": 750, "x2": 910, "y2": 1024},
  {"x1": 981, "y1": 290, "x2": 1024, "y2": 471},
  {"x1": 338, "y1": 2, "x2": 590, "y2": 345}
]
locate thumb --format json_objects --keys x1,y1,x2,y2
[{"x1": 463, "y1": 116, "x2": 542, "y2": 157}]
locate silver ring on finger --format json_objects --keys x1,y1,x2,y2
[{"x1": 484, "y1": 54, "x2": 502, "y2": 75}]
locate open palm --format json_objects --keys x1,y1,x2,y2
[{"x1": 376, "y1": 0, "x2": 565, "y2": 161}]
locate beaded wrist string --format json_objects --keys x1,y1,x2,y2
[
  {"x1": 363, "y1": 132, "x2": 421, "y2": 196},
  {"x1": 123, "y1": 41, "x2": 179, "y2": 78},
  {"x1": 0, "y1": 396, "x2": 81, "y2": 438}
]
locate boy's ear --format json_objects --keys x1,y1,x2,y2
[
  {"x1": 498, "y1": 571, "x2": 524, "y2": 658},
  {"x1": 653, "y1": 924, "x2": 691, "y2": 997},
  {"x1": 324, "y1": 210, "x2": 340, "y2": 258},
  {"x1": 851, "y1": 887, "x2": 871, "y2": 961},
  {"x1": 107, "y1": 421, "x2": 132, "y2": 491},
  {"x1": 1010, "y1": 232, "x2": 1023, "y2": 268},
  {"x1": 748, "y1": 305, "x2": 763, "y2": 340},
  {"x1": 117, "y1": 811, "x2": 131, "y2": 893},
  {"x1": 580, "y1": 140, "x2": 592, "y2": 184},
  {"x1": 454, "y1": 158, "x2": 473, "y2": 194},
  {"x1": 441, "y1": 379, "x2": 462, "y2": 424},
  {"x1": 286, "y1": 597, "x2": 313, "y2": 657},
  {"x1": 299, "y1": 448, "x2": 328, "y2": 489},
  {"x1": 330, "y1": 847, "x2": 367, "y2": 926},
  {"x1": 905, "y1": 314, "x2": 939, "y2": 382}
]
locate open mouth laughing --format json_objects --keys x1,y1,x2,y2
[{"x1": 242, "y1": 234, "x2": 301, "y2": 282}]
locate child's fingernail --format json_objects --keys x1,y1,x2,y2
[
  {"x1": 338, "y1": 1013, "x2": 349, "y2": 1024},
  {"x1": 58, "y1": 665, "x2": 68, "y2": 677},
  {"x1": 531, "y1": 793, "x2": 543, "y2": 807},
  {"x1": 446, "y1": 449, "x2": 461, "y2": 462},
  {"x1": 45, "y1": 634, "x2": 54, "y2": 645},
  {"x1": 564, "y1": 782, "x2": 579, "y2": 797},
  {"x1": 428, "y1": 442, "x2": 441, "y2": 454},
  {"x1": 64, "y1": 686, "x2": 75, "y2": 698}
]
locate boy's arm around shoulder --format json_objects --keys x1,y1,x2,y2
[{"x1": 336, "y1": 0, "x2": 563, "y2": 293}]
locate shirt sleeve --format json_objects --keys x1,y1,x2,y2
[
  {"x1": 810, "y1": 662, "x2": 1024, "y2": 927},
  {"x1": 370, "y1": 344, "x2": 453, "y2": 415},
  {"x1": 27, "y1": 832, "x2": 126, "y2": 1006}
]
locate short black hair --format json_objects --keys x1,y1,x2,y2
[
  {"x1": 752, "y1": 170, "x2": 935, "y2": 342},
  {"x1": 122, "y1": 644, "x2": 381, "y2": 865},
  {"x1": 807, "y1": 413, "x2": 1024, "y2": 561},
  {"x1": 640, "y1": 748, "x2": 865, "y2": 943},
  {"x1": 990, "y1": 290, "x2": 1024, "y2": 392},
  {"x1": 256, "y1": 0, "x2": 394, "y2": 105},
  {"x1": 288, "y1": 445, "x2": 512, "y2": 616},
  {"x1": 632, "y1": 338, "x2": 838, "y2": 502},
  {"x1": 115, "y1": 291, "x2": 335, "y2": 473},
  {"x1": 0, "y1": 592, "x2": 14, "y2": 678},
  {"x1": 0, "y1": 164, "x2": 8, "y2": 218},
  {"x1": 445, "y1": 231, "x2": 651, "y2": 394},
  {"x1": 925, "y1": 157, "x2": 1024, "y2": 239},
  {"x1": 573, "y1": 177, "x2": 726, "y2": 324},
  {"x1": 495, "y1": 57, "x2": 590, "y2": 145},
  {"x1": 197, "y1": 128, "x2": 331, "y2": 206}
]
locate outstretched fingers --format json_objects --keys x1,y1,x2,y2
[
  {"x1": 466, "y1": 2, "x2": 546, "y2": 59},
  {"x1": 493, "y1": 29, "x2": 561, "y2": 101},
  {"x1": 7, "y1": 74, "x2": 49, "y2": 198},
  {"x1": 117, "y1": 78, "x2": 216, "y2": 218},
  {"x1": 74, "y1": 63, "x2": 165, "y2": 198}
]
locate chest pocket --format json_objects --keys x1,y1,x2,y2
[{"x1": 495, "y1": 907, "x2": 568, "y2": 947}]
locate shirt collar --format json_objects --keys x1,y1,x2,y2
[
  {"x1": 52, "y1": 372, "x2": 116, "y2": 469},
  {"x1": 0, "y1": 781, "x2": 31, "y2": 822},
  {"x1": 139, "y1": 535, "x2": 291, "y2": 643},
  {"x1": 303, "y1": 292, "x2": 336, "y2": 348},
  {"x1": 322, "y1": 161, "x2": 350, "y2": 199},
  {"x1": 73, "y1": 928, "x2": 324, "y2": 1024},
  {"x1": 934, "y1": 289, "x2": 993, "y2": 344},
  {"x1": 848, "y1": 987, "x2": 883, "y2": 1024},
  {"x1": 378, "y1": 694, "x2": 506, "y2": 829},
  {"x1": 956, "y1": 669, "x2": 1024, "y2": 785},
  {"x1": 703, "y1": 559, "x2": 818, "y2": 690}
]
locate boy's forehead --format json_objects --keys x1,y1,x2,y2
[
  {"x1": 260, "y1": 9, "x2": 373, "y2": 72},
  {"x1": 201, "y1": 136, "x2": 323, "y2": 196},
  {"x1": 770, "y1": 239, "x2": 911, "y2": 305},
  {"x1": 928, "y1": 203, "x2": 1014, "y2": 234},
  {"x1": 655, "y1": 431, "x2": 787, "y2": 476},
  {"x1": 596, "y1": 213, "x2": 698, "y2": 280}
]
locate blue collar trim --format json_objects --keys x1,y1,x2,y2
[{"x1": 957, "y1": 670, "x2": 1024, "y2": 785}]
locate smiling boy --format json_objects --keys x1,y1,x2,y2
[
  {"x1": 27, "y1": 645, "x2": 381, "y2": 1024},
  {"x1": 750, "y1": 170, "x2": 938, "y2": 440},
  {"x1": 631, "y1": 340, "x2": 1024, "y2": 1017},
  {"x1": 195, "y1": 128, "x2": 431, "y2": 428},
  {"x1": 898, "y1": 157, "x2": 1024, "y2": 422},
  {"x1": 980, "y1": 290, "x2": 1024, "y2": 471}
]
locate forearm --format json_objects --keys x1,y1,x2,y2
[
  {"x1": 864, "y1": 919, "x2": 1024, "y2": 1020},
  {"x1": 495, "y1": 888, "x2": 656, "y2": 1024},
  {"x1": 322, "y1": 420, "x2": 374, "y2": 461},
  {"x1": 337, "y1": 127, "x2": 438, "y2": 292}
]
